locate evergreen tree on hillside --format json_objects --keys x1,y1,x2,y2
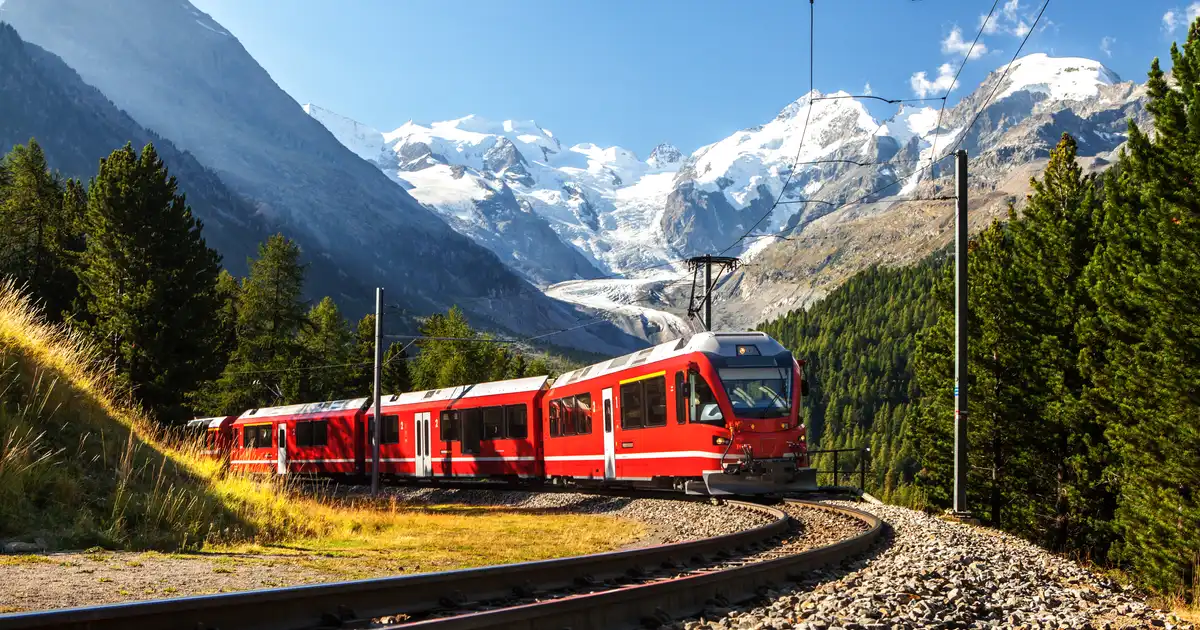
[
  {"x1": 1083, "y1": 27, "x2": 1200, "y2": 595},
  {"x1": 347, "y1": 313, "x2": 411, "y2": 396},
  {"x1": 411, "y1": 306, "x2": 485, "y2": 390},
  {"x1": 758, "y1": 257, "x2": 945, "y2": 500},
  {"x1": 298, "y1": 296, "x2": 354, "y2": 401},
  {"x1": 912, "y1": 222, "x2": 1051, "y2": 534},
  {"x1": 196, "y1": 234, "x2": 307, "y2": 413},
  {"x1": 77, "y1": 142, "x2": 222, "y2": 422},
  {"x1": 212, "y1": 270, "x2": 240, "y2": 366},
  {"x1": 0, "y1": 140, "x2": 84, "y2": 321},
  {"x1": 1010, "y1": 134, "x2": 1113, "y2": 555}
]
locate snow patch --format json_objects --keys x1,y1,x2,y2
[{"x1": 996, "y1": 53, "x2": 1119, "y2": 102}]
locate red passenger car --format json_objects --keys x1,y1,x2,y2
[
  {"x1": 542, "y1": 331, "x2": 817, "y2": 495},
  {"x1": 186, "y1": 416, "x2": 236, "y2": 459},
  {"x1": 229, "y1": 398, "x2": 369, "y2": 476},
  {"x1": 368, "y1": 376, "x2": 546, "y2": 481}
]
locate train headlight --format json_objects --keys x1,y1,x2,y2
[
  {"x1": 781, "y1": 423, "x2": 789, "y2": 430},
  {"x1": 713, "y1": 436, "x2": 730, "y2": 446}
]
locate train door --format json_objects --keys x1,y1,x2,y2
[
  {"x1": 415, "y1": 412, "x2": 432, "y2": 477},
  {"x1": 602, "y1": 388, "x2": 616, "y2": 480},
  {"x1": 277, "y1": 424, "x2": 288, "y2": 475}
]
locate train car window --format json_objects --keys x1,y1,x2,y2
[
  {"x1": 313, "y1": 420, "x2": 329, "y2": 447},
  {"x1": 645, "y1": 376, "x2": 668, "y2": 427},
  {"x1": 674, "y1": 372, "x2": 687, "y2": 424},
  {"x1": 440, "y1": 410, "x2": 460, "y2": 441},
  {"x1": 295, "y1": 421, "x2": 313, "y2": 447},
  {"x1": 242, "y1": 425, "x2": 272, "y2": 448},
  {"x1": 506, "y1": 404, "x2": 528, "y2": 439},
  {"x1": 461, "y1": 408, "x2": 482, "y2": 454},
  {"x1": 575, "y1": 393, "x2": 593, "y2": 434},
  {"x1": 620, "y1": 382, "x2": 645, "y2": 429},
  {"x1": 482, "y1": 406, "x2": 504, "y2": 439},
  {"x1": 689, "y1": 371, "x2": 722, "y2": 425},
  {"x1": 560, "y1": 397, "x2": 577, "y2": 436},
  {"x1": 383, "y1": 415, "x2": 400, "y2": 444},
  {"x1": 549, "y1": 400, "x2": 561, "y2": 437}
]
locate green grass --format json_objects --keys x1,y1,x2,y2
[
  {"x1": 0, "y1": 279, "x2": 643, "y2": 564},
  {"x1": 0, "y1": 555, "x2": 52, "y2": 566}
]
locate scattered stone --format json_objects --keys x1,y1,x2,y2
[{"x1": 677, "y1": 500, "x2": 1194, "y2": 630}]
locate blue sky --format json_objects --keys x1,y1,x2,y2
[{"x1": 191, "y1": 0, "x2": 1187, "y2": 156}]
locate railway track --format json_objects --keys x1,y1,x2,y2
[{"x1": 0, "y1": 496, "x2": 882, "y2": 630}]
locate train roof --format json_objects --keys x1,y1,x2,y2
[
  {"x1": 236, "y1": 397, "x2": 370, "y2": 422},
  {"x1": 373, "y1": 375, "x2": 549, "y2": 411},
  {"x1": 186, "y1": 416, "x2": 232, "y2": 430},
  {"x1": 550, "y1": 331, "x2": 784, "y2": 388}
]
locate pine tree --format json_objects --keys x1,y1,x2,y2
[
  {"x1": 1010, "y1": 133, "x2": 1113, "y2": 555},
  {"x1": 212, "y1": 270, "x2": 240, "y2": 366},
  {"x1": 380, "y1": 341, "x2": 411, "y2": 395},
  {"x1": 411, "y1": 306, "x2": 490, "y2": 389},
  {"x1": 0, "y1": 139, "x2": 84, "y2": 320},
  {"x1": 298, "y1": 296, "x2": 354, "y2": 401},
  {"x1": 195, "y1": 234, "x2": 307, "y2": 413},
  {"x1": 77, "y1": 143, "x2": 222, "y2": 422},
  {"x1": 1084, "y1": 27, "x2": 1200, "y2": 596}
]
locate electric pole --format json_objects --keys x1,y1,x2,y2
[
  {"x1": 371, "y1": 287, "x2": 383, "y2": 495},
  {"x1": 953, "y1": 149, "x2": 970, "y2": 517},
  {"x1": 686, "y1": 255, "x2": 740, "y2": 332}
]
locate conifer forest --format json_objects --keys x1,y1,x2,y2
[{"x1": 761, "y1": 37, "x2": 1200, "y2": 600}]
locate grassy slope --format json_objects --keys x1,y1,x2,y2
[{"x1": 0, "y1": 279, "x2": 641, "y2": 561}]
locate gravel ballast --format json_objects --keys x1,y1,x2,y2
[
  {"x1": 681, "y1": 500, "x2": 1194, "y2": 630},
  {"x1": 369, "y1": 487, "x2": 774, "y2": 544}
]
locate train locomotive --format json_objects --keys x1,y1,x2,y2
[{"x1": 199, "y1": 331, "x2": 819, "y2": 496}]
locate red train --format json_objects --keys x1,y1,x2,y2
[{"x1": 197, "y1": 331, "x2": 818, "y2": 495}]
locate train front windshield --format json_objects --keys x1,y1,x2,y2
[{"x1": 718, "y1": 367, "x2": 792, "y2": 419}]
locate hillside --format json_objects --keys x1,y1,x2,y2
[
  {"x1": 0, "y1": 278, "x2": 309, "y2": 549},
  {"x1": 0, "y1": 23, "x2": 269, "y2": 280},
  {"x1": 0, "y1": 279, "x2": 640, "y2": 567},
  {"x1": 0, "y1": 0, "x2": 644, "y2": 355}
]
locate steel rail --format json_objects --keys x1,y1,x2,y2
[
  {"x1": 382, "y1": 500, "x2": 883, "y2": 630},
  {"x1": 0, "y1": 500, "x2": 787, "y2": 630}
]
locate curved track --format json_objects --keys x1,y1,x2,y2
[{"x1": 0, "y1": 497, "x2": 882, "y2": 630}]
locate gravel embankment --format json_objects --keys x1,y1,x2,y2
[
  {"x1": 370, "y1": 487, "x2": 774, "y2": 544},
  {"x1": 681, "y1": 500, "x2": 1194, "y2": 630}
]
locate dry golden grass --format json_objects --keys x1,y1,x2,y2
[{"x1": 0, "y1": 278, "x2": 642, "y2": 564}]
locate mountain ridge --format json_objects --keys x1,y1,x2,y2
[{"x1": 1, "y1": 0, "x2": 648, "y2": 355}]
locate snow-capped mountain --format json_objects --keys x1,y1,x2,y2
[
  {"x1": 304, "y1": 108, "x2": 689, "y2": 285},
  {"x1": 306, "y1": 52, "x2": 1147, "y2": 335},
  {"x1": 722, "y1": 53, "x2": 1148, "y2": 328},
  {"x1": 2, "y1": 0, "x2": 651, "y2": 355}
]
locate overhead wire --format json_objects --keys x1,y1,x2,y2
[
  {"x1": 948, "y1": 0, "x2": 1051, "y2": 156},
  {"x1": 927, "y1": 0, "x2": 1000, "y2": 171},
  {"x1": 717, "y1": 0, "x2": 816, "y2": 257}
]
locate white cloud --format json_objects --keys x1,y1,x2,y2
[
  {"x1": 984, "y1": 0, "x2": 1039, "y2": 38},
  {"x1": 979, "y1": 12, "x2": 1000, "y2": 35},
  {"x1": 1164, "y1": 10, "x2": 1179, "y2": 33},
  {"x1": 863, "y1": 82, "x2": 873, "y2": 96},
  {"x1": 1002, "y1": 0, "x2": 1021, "y2": 22},
  {"x1": 1100, "y1": 36, "x2": 1115, "y2": 57},
  {"x1": 942, "y1": 27, "x2": 988, "y2": 59},
  {"x1": 1164, "y1": 5, "x2": 1200, "y2": 33},
  {"x1": 911, "y1": 63, "x2": 956, "y2": 98}
]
